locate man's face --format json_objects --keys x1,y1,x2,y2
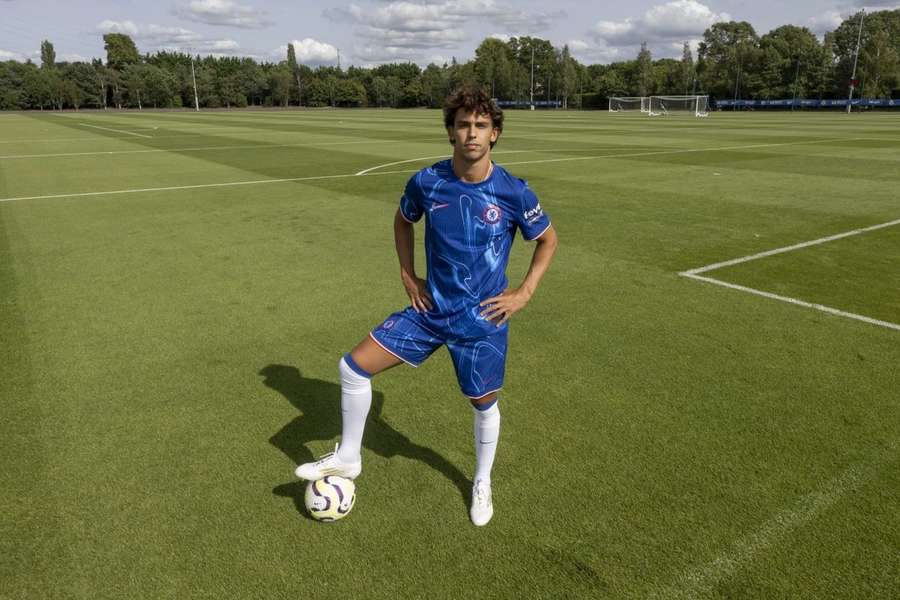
[{"x1": 448, "y1": 109, "x2": 498, "y2": 162}]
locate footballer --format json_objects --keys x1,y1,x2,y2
[{"x1": 295, "y1": 86, "x2": 558, "y2": 526}]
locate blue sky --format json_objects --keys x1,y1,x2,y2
[{"x1": 0, "y1": 0, "x2": 893, "y2": 67}]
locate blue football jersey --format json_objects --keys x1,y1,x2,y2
[{"x1": 399, "y1": 159, "x2": 551, "y2": 328}]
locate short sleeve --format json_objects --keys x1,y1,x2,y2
[
  {"x1": 399, "y1": 175, "x2": 423, "y2": 223},
  {"x1": 515, "y1": 184, "x2": 551, "y2": 241}
]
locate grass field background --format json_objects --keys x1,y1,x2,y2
[{"x1": 1, "y1": 108, "x2": 898, "y2": 599}]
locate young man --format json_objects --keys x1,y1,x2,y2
[{"x1": 295, "y1": 86, "x2": 558, "y2": 526}]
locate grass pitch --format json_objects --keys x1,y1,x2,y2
[{"x1": 1, "y1": 108, "x2": 898, "y2": 599}]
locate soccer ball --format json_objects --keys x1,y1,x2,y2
[{"x1": 304, "y1": 476, "x2": 356, "y2": 522}]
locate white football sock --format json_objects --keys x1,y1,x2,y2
[
  {"x1": 336, "y1": 355, "x2": 372, "y2": 463},
  {"x1": 472, "y1": 401, "x2": 500, "y2": 484}
]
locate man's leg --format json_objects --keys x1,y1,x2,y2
[
  {"x1": 296, "y1": 309, "x2": 440, "y2": 481},
  {"x1": 295, "y1": 336, "x2": 401, "y2": 480},
  {"x1": 469, "y1": 391, "x2": 500, "y2": 526},
  {"x1": 470, "y1": 391, "x2": 500, "y2": 485},
  {"x1": 448, "y1": 329, "x2": 508, "y2": 526},
  {"x1": 334, "y1": 337, "x2": 403, "y2": 462}
]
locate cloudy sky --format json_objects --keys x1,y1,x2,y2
[{"x1": 0, "y1": 0, "x2": 894, "y2": 67}]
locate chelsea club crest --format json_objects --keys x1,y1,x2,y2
[{"x1": 483, "y1": 204, "x2": 502, "y2": 225}]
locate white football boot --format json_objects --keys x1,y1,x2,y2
[
  {"x1": 295, "y1": 444, "x2": 361, "y2": 480},
  {"x1": 470, "y1": 479, "x2": 494, "y2": 526}
]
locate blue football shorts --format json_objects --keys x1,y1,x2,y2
[{"x1": 369, "y1": 307, "x2": 508, "y2": 399}]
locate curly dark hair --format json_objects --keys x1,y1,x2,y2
[{"x1": 443, "y1": 86, "x2": 504, "y2": 148}]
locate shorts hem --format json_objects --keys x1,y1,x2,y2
[
  {"x1": 464, "y1": 386, "x2": 503, "y2": 400},
  {"x1": 368, "y1": 332, "x2": 420, "y2": 368}
]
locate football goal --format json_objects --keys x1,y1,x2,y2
[
  {"x1": 648, "y1": 95, "x2": 709, "y2": 117},
  {"x1": 608, "y1": 96, "x2": 649, "y2": 113}
]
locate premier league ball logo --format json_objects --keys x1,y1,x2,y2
[{"x1": 483, "y1": 204, "x2": 502, "y2": 225}]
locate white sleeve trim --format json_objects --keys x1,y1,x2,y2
[
  {"x1": 399, "y1": 208, "x2": 419, "y2": 224},
  {"x1": 524, "y1": 221, "x2": 552, "y2": 241}
]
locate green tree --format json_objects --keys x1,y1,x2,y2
[
  {"x1": 122, "y1": 64, "x2": 146, "y2": 108},
  {"x1": 335, "y1": 79, "x2": 367, "y2": 107},
  {"x1": 859, "y1": 28, "x2": 900, "y2": 98},
  {"x1": 474, "y1": 37, "x2": 512, "y2": 98},
  {"x1": 681, "y1": 41, "x2": 695, "y2": 94},
  {"x1": 103, "y1": 33, "x2": 140, "y2": 71},
  {"x1": 758, "y1": 26, "x2": 828, "y2": 99},
  {"x1": 420, "y1": 63, "x2": 449, "y2": 107},
  {"x1": 287, "y1": 42, "x2": 307, "y2": 105},
  {"x1": 636, "y1": 42, "x2": 653, "y2": 96},
  {"x1": 558, "y1": 44, "x2": 578, "y2": 108},
  {"x1": 40, "y1": 40, "x2": 56, "y2": 70},
  {"x1": 698, "y1": 21, "x2": 760, "y2": 99},
  {"x1": 0, "y1": 61, "x2": 38, "y2": 109},
  {"x1": 506, "y1": 36, "x2": 555, "y2": 102},
  {"x1": 270, "y1": 66, "x2": 293, "y2": 107},
  {"x1": 61, "y1": 62, "x2": 100, "y2": 109}
]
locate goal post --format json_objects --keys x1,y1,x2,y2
[
  {"x1": 648, "y1": 95, "x2": 709, "y2": 117},
  {"x1": 609, "y1": 96, "x2": 650, "y2": 113}
]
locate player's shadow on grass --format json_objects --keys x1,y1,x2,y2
[{"x1": 262, "y1": 364, "x2": 470, "y2": 514}]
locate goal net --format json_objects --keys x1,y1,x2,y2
[
  {"x1": 648, "y1": 95, "x2": 709, "y2": 117},
  {"x1": 609, "y1": 96, "x2": 649, "y2": 113}
]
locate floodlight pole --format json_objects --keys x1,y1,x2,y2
[
  {"x1": 791, "y1": 57, "x2": 801, "y2": 111},
  {"x1": 190, "y1": 53, "x2": 200, "y2": 111},
  {"x1": 847, "y1": 9, "x2": 865, "y2": 114},
  {"x1": 530, "y1": 46, "x2": 534, "y2": 109}
]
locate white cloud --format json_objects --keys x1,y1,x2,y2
[
  {"x1": 567, "y1": 39, "x2": 622, "y2": 64},
  {"x1": 95, "y1": 20, "x2": 241, "y2": 54},
  {"x1": 489, "y1": 33, "x2": 511, "y2": 42},
  {"x1": 806, "y1": 10, "x2": 844, "y2": 35},
  {"x1": 326, "y1": 0, "x2": 563, "y2": 63},
  {"x1": 591, "y1": 0, "x2": 728, "y2": 46},
  {"x1": 0, "y1": 49, "x2": 26, "y2": 61},
  {"x1": 276, "y1": 38, "x2": 340, "y2": 65},
  {"x1": 97, "y1": 19, "x2": 140, "y2": 36},
  {"x1": 58, "y1": 53, "x2": 91, "y2": 63},
  {"x1": 174, "y1": 0, "x2": 272, "y2": 29}
]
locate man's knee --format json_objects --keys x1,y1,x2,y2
[{"x1": 470, "y1": 392, "x2": 498, "y2": 409}]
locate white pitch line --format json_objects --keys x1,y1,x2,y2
[
  {"x1": 0, "y1": 170, "x2": 411, "y2": 203},
  {"x1": 356, "y1": 137, "x2": 853, "y2": 176},
  {"x1": 682, "y1": 218, "x2": 900, "y2": 275},
  {"x1": 499, "y1": 136, "x2": 861, "y2": 168},
  {"x1": 0, "y1": 139, "x2": 405, "y2": 160},
  {"x1": 649, "y1": 443, "x2": 898, "y2": 599},
  {"x1": 0, "y1": 136, "x2": 869, "y2": 204},
  {"x1": 678, "y1": 218, "x2": 900, "y2": 332},
  {"x1": 681, "y1": 273, "x2": 900, "y2": 332},
  {"x1": 80, "y1": 123, "x2": 153, "y2": 138},
  {"x1": 353, "y1": 149, "x2": 595, "y2": 176}
]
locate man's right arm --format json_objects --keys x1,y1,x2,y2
[{"x1": 394, "y1": 208, "x2": 432, "y2": 313}]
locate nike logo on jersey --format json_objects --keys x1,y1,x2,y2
[{"x1": 430, "y1": 203, "x2": 450, "y2": 212}]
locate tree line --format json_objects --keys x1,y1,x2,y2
[{"x1": 1, "y1": 9, "x2": 897, "y2": 111}]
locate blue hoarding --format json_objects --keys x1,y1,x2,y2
[{"x1": 716, "y1": 98, "x2": 898, "y2": 108}]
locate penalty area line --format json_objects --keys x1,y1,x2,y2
[
  {"x1": 679, "y1": 217, "x2": 900, "y2": 333},
  {"x1": 682, "y1": 218, "x2": 900, "y2": 275},
  {"x1": 680, "y1": 273, "x2": 900, "y2": 332}
]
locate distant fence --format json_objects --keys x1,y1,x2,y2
[{"x1": 716, "y1": 98, "x2": 899, "y2": 109}]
